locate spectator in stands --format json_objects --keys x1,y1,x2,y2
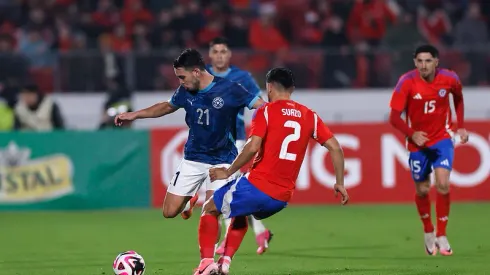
[
  {"x1": 224, "y1": 13, "x2": 248, "y2": 48},
  {"x1": 0, "y1": 34, "x2": 29, "y2": 90},
  {"x1": 91, "y1": 0, "x2": 120, "y2": 31},
  {"x1": 454, "y1": 2, "x2": 488, "y2": 85},
  {"x1": 382, "y1": 12, "x2": 425, "y2": 50},
  {"x1": 382, "y1": 12, "x2": 426, "y2": 83},
  {"x1": 346, "y1": 0, "x2": 399, "y2": 46},
  {"x1": 14, "y1": 84, "x2": 65, "y2": 131},
  {"x1": 417, "y1": 1, "x2": 452, "y2": 47},
  {"x1": 121, "y1": 0, "x2": 153, "y2": 33},
  {"x1": 132, "y1": 21, "x2": 152, "y2": 52},
  {"x1": 18, "y1": 27, "x2": 55, "y2": 68},
  {"x1": 248, "y1": 2, "x2": 288, "y2": 52}
]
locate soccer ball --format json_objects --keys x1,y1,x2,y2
[{"x1": 113, "y1": 250, "x2": 146, "y2": 275}]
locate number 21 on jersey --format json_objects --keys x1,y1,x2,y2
[
  {"x1": 196, "y1": 108, "x2": 209, "y2": 125},
  {"x1": 279, "y1": 120, "x2": 301, "y2": 161}
]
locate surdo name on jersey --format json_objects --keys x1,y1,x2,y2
[{"x1": 282, "y1": 108, "x2": 302, "y2": 118}]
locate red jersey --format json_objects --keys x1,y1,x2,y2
[
  {"x1": 389, "y1": 68, "x2": 463, "y2": 152},
  {"x1": 247, "y1": 100, "x2": 334, "y2": 202}
]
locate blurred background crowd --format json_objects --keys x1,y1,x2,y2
[{"x1": 0, "y1": 0, "x2": 489, "y2": 131}]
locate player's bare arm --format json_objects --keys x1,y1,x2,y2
[
  {"x1": 251, "y1": 97, "x2": 266, "y2": 109},
  {"x1": 323, "y1": 136, "x2": 349, "y2": 205},
  {"x1": 114, "y1": 101, "x2": 178, "y2": 126},
  {"x1": 209, "y1": 135, "x2": 262, "y2": 181}
]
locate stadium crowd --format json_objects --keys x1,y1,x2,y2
[{"x1": 0, "y1": 0, "x2": 489, "y2": 131}]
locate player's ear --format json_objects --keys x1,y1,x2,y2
[
  {"x1": 435, "y1": 58, "x2": 439, "y2": 67},
  {"x1": 193, "y1": 68, "x2": 201, "y2": 77}
]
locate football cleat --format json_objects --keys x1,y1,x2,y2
[
  {"x1": 182, "y1": 194, "x2": 199, "y2": 220},
  {"x1": 424, "y1": 231, "x2": 437, "y2": 256}
]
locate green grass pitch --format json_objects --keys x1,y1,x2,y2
[{"x1": 1, "y1": 203, "x2": 489, "y2": 275}]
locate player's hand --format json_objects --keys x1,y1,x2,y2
[
  {"x1": 411, "y1": 131, "x2": 429, "y2": 147},
  {"x1": 457, "y1": 128, "x2": 469, "y2": 144},
  {"x1": 114, "y1": 112, "x2": 138, "y2": 126},
  {"x1": 209, "y1": 167, "x2": 230, "y2": 182},
  {"x1": 333, "y1": 183, "x2": 349, "y2": 205}
]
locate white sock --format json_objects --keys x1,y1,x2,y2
[
  {"x1": 221, "y1": 216, "x2": 231, "y2": 234},
  {"x1": 248, "y1": 215, "x2": 266, "y2": 236},
  {"x1": 181, "y1": 201, "x2": 191, "y2": 213}
]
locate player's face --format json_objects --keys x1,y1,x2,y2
[
  {"x1": 19, "y1": 91, "x2": 38, "y2": 107},
  {"x1": 174, "y1": 67, "x2": 200, "y2": 92},
  {"x1": 414, "y1": 53, "x2": 439, "y2": 79},
  {"x1": 209, "y1": 44, "x2": 231, "y2": 70}
]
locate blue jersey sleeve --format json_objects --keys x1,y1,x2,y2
[
  {"x1": 233, "y1": 83, "x2": 260, "y2": 110},
  {"x1": 242, "y1": 73, "x2": 261, "y2": 97},
  {"x1": 168, "y1": 87, "x2": 185, "y2": 108}
]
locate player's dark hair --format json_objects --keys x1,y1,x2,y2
[
  {"x1": 413, "y1": 44, "x2": 439, "y2": 59},
  {"x1": 209, "y1": 37, "x2": 229, "y2": 48},
  {"x1": 266, "y1": 67, "x2": 295, "y2": 91},
  {"x1": 173, "y1": 48, "x2": 206, "y2": 70}
]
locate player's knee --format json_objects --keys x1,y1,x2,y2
[
  {"x1": 162, "y1": 206, "x2": 179, "y2": 219},
  {"x1": 203, "y1": 198, "x2": 219, "y2": 216},
  {"x1": 415, "y1": 183, "x2": 431, "y2": 196},
  {"x1": 435, "y1": 181, "x2": 450, "y2": 194}
]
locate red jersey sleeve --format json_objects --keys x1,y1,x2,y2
[
  {"x1": 450, "y1": 73, "x2": 465, "y2": 128},
  {"x1": 389, "y1": 75, "x2": 411, "y2": 112},
  {"x1": 250, "y1": 105, "x2": 268, "y2": 138},
  {"x1": 312, "y1": 112, "x2": 333, "y2": 144}
]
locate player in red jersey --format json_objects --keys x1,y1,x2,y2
[
  {"x1": 389, "y1": 45, "x2": 469, "y2": 256},
  {"x1": 190, "y1": 68, "x2": 349, "y2": 275}
]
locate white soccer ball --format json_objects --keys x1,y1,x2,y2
[{"x1": 113, "y1": 250, "x2": 146, "y2": 275}]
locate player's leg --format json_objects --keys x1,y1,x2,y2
[
  {"x1": 210, "y1": 176, "x2": 263, "y2": 274},
  {"x1": 409, "y1": 150, "x2": 437, "y2": 255},
  {"x1": 205, "y1": 163, "x2": 235, "y2": 249},
  {"x1": 194, "y1": 179, "x2": 239, "y2": 275},
  {"x1": 193, "y1": 195, "x2": 221, "y2": 275},
  {"x1": 247, "y1": 215, "x2": 273, "y2": 255},
  {"x1": 162, "y1": 160, "x2": 206, "y2": 219},
  {"x1": 432, "y1": 139, "x2": 455, "y2": 256},
  {"x1": 216, "y1": 140, "x2": 247, "y2": 254}
]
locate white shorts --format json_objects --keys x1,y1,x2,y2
[{"x1": 167, "y1": 159, "x2": 233, "y2": 197}]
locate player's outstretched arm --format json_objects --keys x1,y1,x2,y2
[
  {"x1": 323, "y1": 137, "x2": 349, "y2": 205},
  {"x1": 251, "y1": 97, "x2": 266, "y2": 109},
  {"x1": 114, "y1": 102, "x2": 178, "y2": 126},
  {"x1": 209, "y1": 135, "x2": 262, "y2": 181}
]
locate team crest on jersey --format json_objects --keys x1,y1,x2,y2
[
  {"x1": 438, "y1": 89, "x2": 447, "y2": 97},
  {"x1": 212, "y1": 97, "x2": 224, "y2": 109}
]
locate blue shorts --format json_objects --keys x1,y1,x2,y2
[
  {"x1": 213, "y1": 175, "x2": 288, "y2": 220},
  {"x1": 408, "y1": 138, "x2": 454, "y2": 182}
]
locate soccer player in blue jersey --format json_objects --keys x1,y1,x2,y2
[
  {"x1": 206, "y1": 37, "x2": 273, "y2": 255},
  {"x1": 114, "y1": 49, "x2": 265, "y2": 225}
]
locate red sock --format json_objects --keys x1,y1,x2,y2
[
  {"x1": 224, "y1": 216, "x2": 248, "y2": 258},
  {"x1": 415, "y1": 194, "x2": 434, "y2": 233},
  {"x1": 198, "y1": 214, "x2": 219, "y2": 259},
  {"x1": 436, "y1": 192, "x2": 450, "y2": 237}
]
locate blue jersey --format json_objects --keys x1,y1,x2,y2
[
  {"x1": 168, "y1": 77, "x2": 260, "y2": 165},
  {"x1": 206, "y1": 65, "x2": 261, "y2": 140}
]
